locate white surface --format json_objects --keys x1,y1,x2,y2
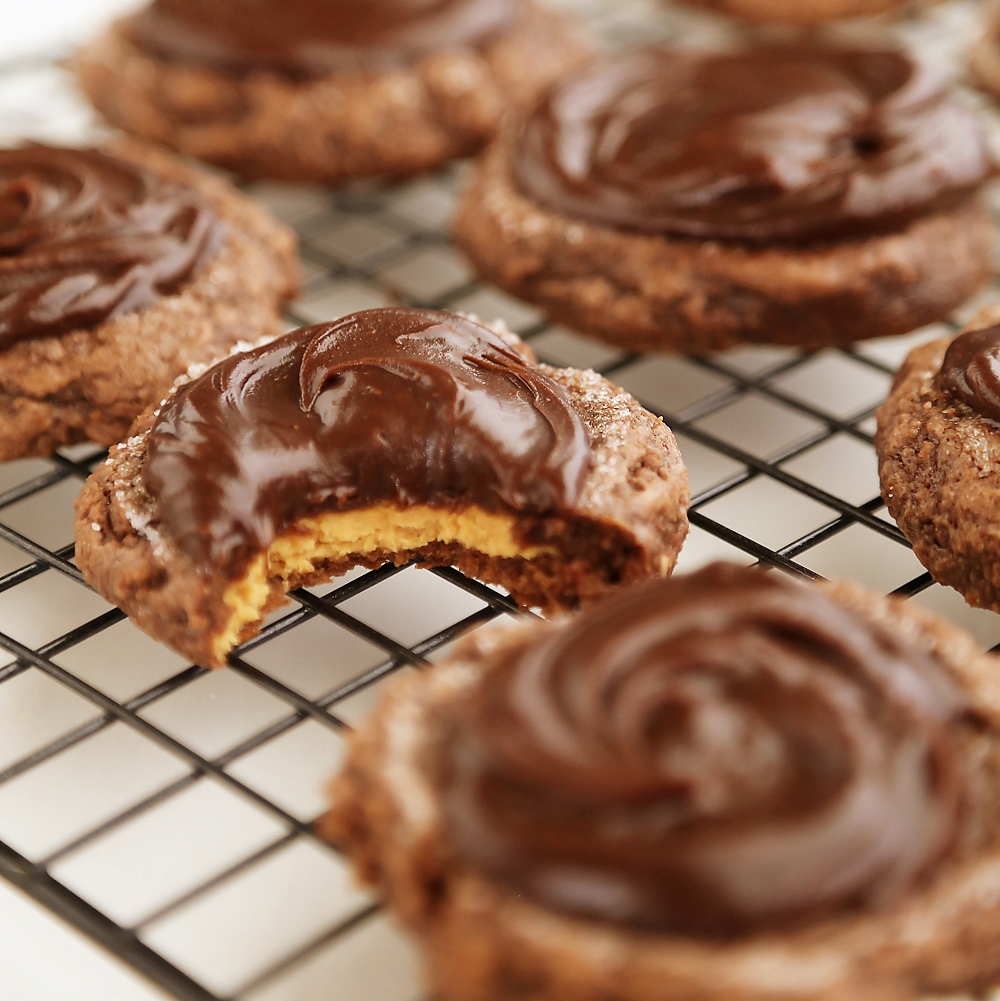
[
  {"x1": 0, "y1": 0, "x2": 143, "y2": 63},
  {"x1": 0, "y1": 880, "x2": 168, "y2": 1001}
]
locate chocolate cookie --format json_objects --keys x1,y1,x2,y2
[
  {"x1": 0, "y1": 140, "x2": 297, "y2": 461},
  {"x1": 454, "y1": 44, "x2": 997, "y2": 353},
  {"x1": 876, "y1": 308, "x2": 1000, "y2": 613},
  {"x1": 322, "y1": 562, "x2": 1000, "y2": 1001},
  {"x1": 74, "y1": 0, "x2": 591, "y2": 184},
  {"x1": 74, "y1": 308, "x2": 689, "y2": 668}
]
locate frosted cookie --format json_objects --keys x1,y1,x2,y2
[
  {"x1": 74, "y1": 308, "x2": 688, "y2": 668},
  {"x1": 877, "y1": 308, "x2": 1000, "y2": 612},
  {"x1": 75, "y1": 0, "x2": 591, "y2": 184},
  {"x1": 0, "y1": 141, "x2": 297, "y2": 460},
  {"x1": 454, "y1": 44, "x2": 996, "y2": 353},
  {"x1": 323, "y1": 561, "x2": 1000, "y2": 1001}
]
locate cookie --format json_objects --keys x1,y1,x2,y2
[
  {"x1": 322, "y1": 561, "x2": 1000, "y2": 1001},
  {"x1": 74, "y1": 0, "x2": 591, "y2": 184},
  {"x1": 876, "y1": 308, "x2": 1000, "y2": 613},
  {"x1": 74, "y1": 308, "x2": 689, "y2": 668},
  {"x1": 0, "y1": 140, "x2": 297, "y2": 461},
  {"x1": 453, "y1": 45, "x2": 996, "y2": 353}
]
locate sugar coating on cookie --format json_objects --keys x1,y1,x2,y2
[
  {"x1": 74, "y1": 0, "x2": 592, "y2": 183},
  {"x1": 877, "y1": 310, "x2": 1000, "y2": 612},
  {"x1": 74, "y1": 308, "x2": 689, "y2": 668},
  {"x1": 454, "y1": 44, "x2": 996, "y2": 353},
  {"x1": 0, "y1": 141, "x2": 298, "y2": 460},
  {"x1": 323, "y1": 563, "x2": 1000, "y2": 1001}
]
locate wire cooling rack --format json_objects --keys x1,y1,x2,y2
[{"x1": 3, "y1": 1, "x2": 1000, "y2": 999}]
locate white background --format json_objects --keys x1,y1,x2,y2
[{"x1": 0, "y1": 0, "x2": 142, "y2": 64}]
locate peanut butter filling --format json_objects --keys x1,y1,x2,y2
[{"x1": 213, "y1": 502, "x2": 555, "y2": 661}]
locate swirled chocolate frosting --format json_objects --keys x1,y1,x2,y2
[
  {"x1": 129, "y1": 0, "x2": 519, "y2": 76},
  {"x1": 143, "y1": 308, "x2": 591, "y2": 577},
  {"x1": 0, "y1": 146, "x2": 223, "y2": 348},
  {"x1": 514, "y1": 46, "x2": 994, "y2": 242},
  {"x1": 445, "y1": 563, "x2": 967, "y2": 936},
  {"x1": 938, "y1": 324, "x2": 1000, "y2": 422}
]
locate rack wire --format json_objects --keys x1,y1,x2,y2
[{"x1": 2, "y1": 1, "x2": 1000, "y2": 998}]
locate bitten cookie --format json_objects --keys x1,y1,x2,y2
[
  {"x1": 74, "y1": 308, "x2": 689, "y2": 668},
  {"x1": 0, "y1": 141, "x2": 298, "y2": 460},
  {"x1": 454, "y1": 44, "x2": 996, "y2": 354},
  {"x1": 322, "y1": 562, "x2": 1000, "y2": 1001},
  {"x1": 74, "y1": 0, "x2": 591, "y2": 184},
  {"x1": 876, "y1": 308, "x2": 1000, "y2": 612}
]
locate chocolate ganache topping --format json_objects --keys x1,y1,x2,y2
[
  {"x1": 143, "y1": 308, "x2": 591, "y2": 577},
  {"x1": 129, "y1": 0, "x2": 519, "y2": 76},
  {"x1": 445, "y1": 563, "x2": 967, "y2": 936},
  {"x1": 938, "y1": 324, "x2": 1000, "y2": 422},
  {"x1": 514, "y1": 46, "x2": 994, "y2": 242},
  {"x1": 0, "y1": 146, "x2": 223, "y2": 348}
]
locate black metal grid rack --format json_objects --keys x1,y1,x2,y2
[{"x1": 2, "y1": 1, "x2": 1000, "y2": 998}]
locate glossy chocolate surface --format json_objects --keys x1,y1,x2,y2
[
  {"x1": 0, "y1": 146, "x2": 223, "y2": 347},
  {"x1": 939, "y1": 324, "x2": 1000, "y2": 422},
  {"x1": 515, "y1": 46, "x2": 994, "y2": 242},
  {"x1": 143, "y1": 308, "x2": 591, "y2": 577},
  {"x1": 129, "y1": 0, "x2": 519, "y2": 75},
  {"x1": 445, "y1": 563, "x2": 967, "y2": 936}
]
